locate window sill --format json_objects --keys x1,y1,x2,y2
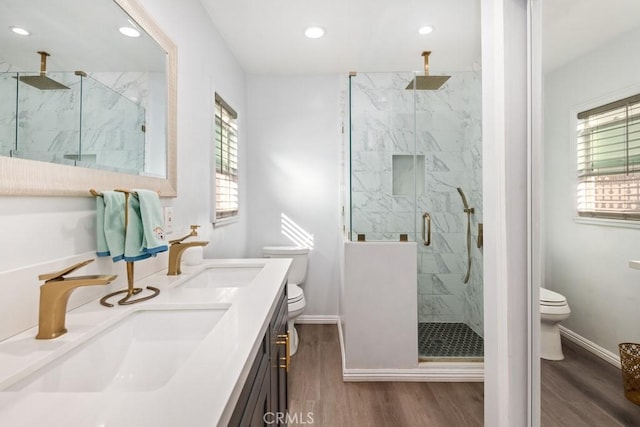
[
  {"x1": 213, "y1": 216, "x2": 239, "y2": 228},
  {"x1": 573, "y1": 216, "x2": 640, "y2": 230}
]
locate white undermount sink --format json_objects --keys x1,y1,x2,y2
[
  {"x1": 6, "y1": 307, "x2": 228, "y2": 393},
  {"x1": 181, "y1": 264, "x2": 264, "y2": 288}
]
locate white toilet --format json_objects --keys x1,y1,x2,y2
[
  {"x1": 263, "y1": 246, "x2": 309, "y2": 356},
  {"x1": 540, "y1": 287, "x2": 571, "y2": 361}
]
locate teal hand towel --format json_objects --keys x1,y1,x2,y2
[
  {"x1": 96, "y1": 196, "x2": 109, "y2": 257},
  {"x1": 135, "y1": 189, "x2": 168, "y2": 256},
  {"x1": 123, "y1": 193, "x2": 148, "y2": 262},
  {"x1": 101, "y1": 191, "x2": 126, "y2": 262},
  {"x1": 123, "y1": 190, "x2": 168, "y2": 262}
]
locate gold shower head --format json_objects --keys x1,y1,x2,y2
[
  {"x1": 406, "y1": 51, "x2": 450, "y2": 90},
  {"x1": 17, "y1": 51, "x2": 70, "y2": 90}
]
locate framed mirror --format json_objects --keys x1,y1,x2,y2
[{"x1": 0, "y1": 0, "x2": 176, "y2": 196}]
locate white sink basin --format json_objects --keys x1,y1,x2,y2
[
  {"x1": 181, "y1": 265, "x2": 263, "y2": 288},
  {"x1": 6, "y1": 307, "x2": 228, "y2": 392}
]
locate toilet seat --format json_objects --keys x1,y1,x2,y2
[
  {"x1": 540, "y1": 303, "x2": 570, "y2": 316},
  {"x1": 540, "y1": 288, "x2": 567, "y2": 307},
  {"x1": 264, "y1": 246, "x2": 309, "y2": 255},
  {"x1": 287, "y1": 284, "x2": 306, "y2": 316},
  {"x1": 539, "y1": 287, "x2": 570, "y2": 360},
  {"x1": 288, "y1": 284, "x2": 304, "y2": 304}
]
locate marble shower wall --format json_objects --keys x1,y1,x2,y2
[
  {"x1": 0, "y1": 63, "x2": 148, "y2": 174},
  {"x1": 349, "y1": 70, "x2": 483, "y2": 337}
]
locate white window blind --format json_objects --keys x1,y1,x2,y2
[
  {"x1": 577, "y1": 94, "x2": 640, "y2": 219},
  {"x1": 215, "y1": 94, "x2": 238, "y2": 221}
]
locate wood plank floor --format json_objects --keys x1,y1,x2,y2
[
  {"x1": 288, "y1": 324, "x2": 484, "y2": 427},
  {"x1": 289, "y1": 325, "x2": 640, "y2": 426},
  {"x1": 541, "y1": 337, "x2": 640, "y2": 426}
]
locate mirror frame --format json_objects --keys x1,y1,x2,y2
[{"x1": 0, "y1": 0, "x2": 177, "y2": 197}]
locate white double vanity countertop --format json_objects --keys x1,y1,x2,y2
[{"x1": 0, "y1": 258, "x2": 290, "y2": 427}]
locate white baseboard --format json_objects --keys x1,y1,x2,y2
[
  {"x1": 560, "y1": 326, "x2": 621, "y2": 368},
  {"x1": 337, "y1": 317, "x2": 483, "y2": 382},
  {"x1": 296, "y1": 315, "x2": 339, "y2": 324},
  {"x1": 337, "y1": 318, "x2": 347, "y2": 376},
  {"x1": 342, "y1": 365, "x2": 484, "y2": 382}
]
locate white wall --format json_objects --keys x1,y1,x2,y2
[
  {"x1": 543, "y1": 25, "x2": 640, "y2": 354},
  {"x1": 137, "y1": 0, "x2": 248, "y2": 259},
  {"x1": 245, "y1": 74, "x2": 342, "y2": 317},
  {"x1": 0, "y1": 0, "x2": 248, "y2": 335},
  {"x1": 481, "y1": 0, "x2": 530, "y2": 425}
]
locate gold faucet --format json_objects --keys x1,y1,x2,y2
[
  {"x1": 167, "y1": 225, "x2": 209, "y2": 275},
  {"x1": 36, "y1": 259, "x2": 117, "y2": 340}
]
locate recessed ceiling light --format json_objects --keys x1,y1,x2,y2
[
  {"x1": 418, "y1": 25, "x2": 434, "y2": 35},
  {"x1": 304, "y1": 26, "x2": 326, "y2": 39},
  {"x1": 10, "y1": 26, "x2": 30, "y2": 36},
  {"x1": 118, "y1": 26, "x2": 140, "y2": 38}
]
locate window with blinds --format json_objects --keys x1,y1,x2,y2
[
  {"x1": 577, "y1": 94, "x2": 640, "y2": 220},
  {"x1": 214, "y1": 94, "x2": 238, "y2": 221}
]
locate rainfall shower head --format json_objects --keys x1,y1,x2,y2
[
  {"x1": 16, "y1": 51, "x2": 69, "y2": 90},
  {"x1": 406, "y1": 51, "x2": 450, "y2": 90}
]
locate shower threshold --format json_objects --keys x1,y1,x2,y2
[{"x1": 418, "y1": 322, "x2": 484, "y2": 361}]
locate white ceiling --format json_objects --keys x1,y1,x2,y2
[
  {"x1": 200, "y1": 0, "x2": 482, "y2": 74},
  {"x1": 2, "y1": 0, "x2": 639, "y2": 76},
  {"x1": 201, "y1": 0, "x2": 640, "y2": 75},
  {"x1": 542, "y1": 0, "x2": 640, "y2": 72},
  {"x1": 0, "y1": 0, "x2": 165, "y2": 72}
]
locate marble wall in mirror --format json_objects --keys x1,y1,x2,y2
[{"x1": 0, "y1": 0, "x2": 176, "y2": 196}]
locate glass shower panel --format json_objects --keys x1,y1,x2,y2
[
  {"x1": 2, "y1": 71, "x2": 146, "y2": 174},
  {"x1": 349, "y1": 72, "x2": 418, "y2": 242},
  {"x1": 14, "y1": 71, "x2": 81, "y2": 165},
  {"x1": 0, "y1": 73, "x2": 17, "y2": 157},
  {"x1": 80, "y1": 75, "x2": 146, "y2": 174}
]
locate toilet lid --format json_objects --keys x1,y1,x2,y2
[
  {"x1": 540, "y1": 288, "x2": 567, "y2": 306},
  {"x1": 288, "y1": 284, "x2": 304, "y2": 303}
]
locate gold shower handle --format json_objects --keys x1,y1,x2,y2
[{"x1": 422, "y1": 212, "x2": 431, "y2": 246}]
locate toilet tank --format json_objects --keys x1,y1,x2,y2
[{"x1": 263, "y1": 246, "x2": 309, "y2": 286}]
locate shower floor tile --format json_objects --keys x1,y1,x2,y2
[{"x1": 418, "y1": 322, "x2": 484, "y2": 359}]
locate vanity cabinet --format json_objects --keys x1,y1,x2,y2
[
  {"x1": 228, "y1": 286, "x2": 288, "y2": 426},
  {"x1": 270, "y1": 285, "x2": 289, "y2": 419}
]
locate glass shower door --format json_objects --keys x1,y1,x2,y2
[{"x1": 412, "y1": 70, "x2": 484, "y2": 361}]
